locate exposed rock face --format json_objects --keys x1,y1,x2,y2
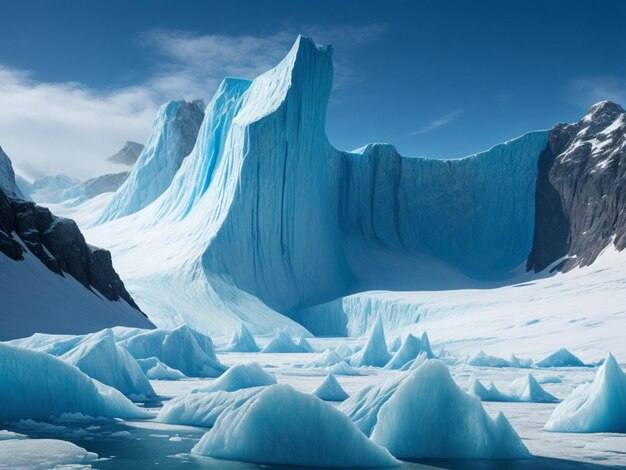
[
  {"x1": 0, "y1": 188, "x2": 141, "y2": 311},
  {"x1": 0, "y1": 146, "x2": 25, "y2": 199},
  {"x1": 528, "y1": 101, "x2": 626, "y2": 272},
  {"x1": 108, "y1": 141, "x2": 144, "y2": 166}
]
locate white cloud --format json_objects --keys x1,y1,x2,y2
[
  {"x1": 570, "y1": 76, "x2": 626, "y2": 108},
  {"x1": 0, "y1": 24, "x2": 385, "y2": 180},
  {"x1": 412, "y1": 110, "x2": 463, "y2": 136}
]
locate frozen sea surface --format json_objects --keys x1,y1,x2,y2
[{"x1": 1, "y1": 346, "x2": 625, "y2": 469}]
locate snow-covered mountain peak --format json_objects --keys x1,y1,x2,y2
[{"x1": 0, "y1": 145, "x2": 25, "y2": 199}]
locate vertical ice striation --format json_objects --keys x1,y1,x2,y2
[{"x1": 99, "y1": 100, "x2": 204, "y2": 223}]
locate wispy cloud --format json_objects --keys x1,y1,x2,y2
[
  {"x1": 0, "y1": 24, "x2": 386, "y2": 180},
  {"x1": 569, "y1": 76, "x2": 626, "y2": 108},
  {"x1": 412, "y1": 110, "x2": 463, "y2": 136}
]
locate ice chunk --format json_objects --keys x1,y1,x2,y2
[
  {"x1": 384, "y1": 334, "x2": 433, "y2": 370},
  {"x1": 191, "y1": 384, "x2": 398, "y2": 467},
  {"x1": 535, "y1": 348, "x2": 587, "y2": 368},
  {"x1": 0, "y1": 438, "x2": 98, "y2": 468},
  {"x1": 157, "y1": 387, "x2": 263, "y2": 427},
  {"x1": 509, "y1": 353, "x2": 533, "y2": 368},
  {"x1": 0, "y1": 343, "x2": 150, "y2": 420},
  {"x1": 61, "y1": 335, "x2": 155, "y2": 398},
  {"x1": 304, "y1": 349, "x2": 345, "y2": 368},
  {"x1": 509, "y1": 373, "x2": 559, "y2": 403},
  {"x1": 313, "y1": 374, "x2": 349, "y2": 401},
  {"x1": 120, "y1": 325, "x2": 227, "y2": 377},
  {"x1": 471, "y1": 378, "x2": 512, "y2": 402},
  {"x1": 545, "y1": 354, "x2": 626, "y2": 432},
  {"x1": 136, "y1": 357, "x2": 187, "y2": 380},
  {"x1": 350, "y1": 315, "x2": 391, "y2": 367},
  {"x1": 370, "y1": 360, "x2": 530, "y2": 459},
  {"x1": 328, "y1": 361, "x2": 363, "y2": 376},
  {"x1": 389, "y1": 336, "x2": 401, "y2": 353},
  {"x1": 226, "y1": 322, "x2": 260, "y2": 352},
  {"x1": 538, "y1": 375, "x2": 562, "y2": 384},
  {"x1": 0, "y1": 430, "x2": 27, "y2": 441},
  {"x1": 196, "y1": 363, "x2": 276, "y2": 393},
  {"x1": 467, "y1": 350, "x2": 513, "y2": 367},
  {"x1": 261, "y1": 329, "x2": 308, "y2": 353},
  {"x1": 297, "y1": 335, "x2": 314, "y2": 352}
]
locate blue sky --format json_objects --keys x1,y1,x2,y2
[{"x1": 1, "y1": 0, "x2": 625, "y2": 178}]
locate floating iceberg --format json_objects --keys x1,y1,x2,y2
[
  {"x1": 136, "y1": 357, "x2": 186, "y2": 380},
  {"x1": 305, "y1": 349, "x2": 345, "y2": 368},
  {"x1": 545, "y1": 354, "x2": 626, "y2": 432},
  {"x1": 120, "y1": 325, "x2": 227, "y2": 377},
  {"x1": 61, "y1": 334, "x2": 155, "y2": 398},
  {"x1": 351, "y1": 315, "x2": 391, "y2": 368},
  {"x1": 509, "y1": 373, "x2": 558, "y2": 403},
  {"x1": 226, "y1": 322, "x2": 260, "y2": 352},
  {"x1": 197, "y1": 363, "x2": 276, "y2": 393},
  {"x1": 370, "y1": 360, "x2": 530, "y2": 459},
  {"x1": 328, "y1": 361, "x2": 363, "y2": 376},
  {"x1": 384, "y1": 333, "x2": 433, "y2": 370},
  {"x1": 0, "y1": 343, "x2": 150, "y2": 420},
  {"x1": 192, "y1": 384, "x2": 398, "y2": 467},
  {"x1": 261, "y1": 329, "x2": 308, "y2": 353},
  {"x1": 467, "y1": 350, "x2": 513, "y2": 367},
  {"x1": 157, "y1": 387, "x2": 262, "y2": 427},
  {"x1": 0, "y1": 438, "x2": 98, "y2": 468},
  {"x1": 313, "y1": 374, "x2": 349, "y2": 401},
  {"x1": 535, "y1": 348, "x2": 586, "y2": 368}
]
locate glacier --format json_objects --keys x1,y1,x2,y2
[
  {"x1": 99, "y1": 100, "x2": 204, "y2": 223},
  {"x1": 83, "y1": 35, "x2": 549, "y2": 337},
  {"x1": 544, "y1": 353, "x2": 626, "y2": 432},
  {"x1": 191, "y1": 384, "x2": 399, "y2": 467}
]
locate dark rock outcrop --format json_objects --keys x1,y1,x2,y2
[
  {"x1": 528, "y1": 101, "x2": 626, "y2": 272},
  {"x1": 0, "y1": 188, "x2": 142, "y2": 312}
]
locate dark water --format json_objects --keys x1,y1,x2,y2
[{"x1": 1, "y1": 419, "x2": 620, "y2": 470}]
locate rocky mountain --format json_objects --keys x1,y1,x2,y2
[
  {"x1": 528, "y1": 101, "x2": 626, "y2": 272},
  {"x1": 107, "y1": 141, "x2": 144, "y2": 166},
  {"x1": 26, "y1": 174, "x2": 81, "y2": 203},
  {"x1": 0, "y1": 146, "x2": 25, "y2": 199},
  {"x1": 0, "y1": 149, "x2": 152, "y2": 339},
  {"x1": 61, "y1": 171, "x2": 130, "y2": 202}
]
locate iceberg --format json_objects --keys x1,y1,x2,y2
[
  {"x1": 535, "y1": 348, "x2": 587, "y2": 368},
  {"x1": 136, "y1": 357, "x2": 186, "y2": 380},
  {"x1": 545, "y1": 354, "x2": 626, "y2": 432},
  {"x1": 0, "y1": 438, "x2": 98, "y2": 468},
  {"x1": 196, "y1": 363, "x2": 276, "y2": 393},
  {"x1": 191, "y1": 384, "x2": 398, "y2": 467},
  {"x1": 509, "y1": 373, "x2": 559, "y2": 403},
  {"x1": 120, "y1": 325, "x2": 227, "y2": 377},
  {"x1": 471, "y1": 378, "x2": 514, "y2": 402},
  {"x1": 509, "y1": 353, "x2": 533, "y2": 368},
  {"x1": 304, "y1": 349, "x2": 345, "y2": 368},
  {"x1": 328, "y1": 361, "x2": 363, "y2": 376},
  {"x1": 297, "y1": 335, "x2": 315, "y2": 352},
  {"x1": 467, "y1": 350, "x2": 513, "y2": 368},
  {"x1": 61, "y1": 334, "x2": 155, "y2": 398},
  {"x1": 351, "y1": 315, "x2": 391, "y2": 367},
  {"x1": 384, "y1": 333, "x2": 433, "y2": 370},
  {"x1": 313, "y1": 373, "x2": 349, "y2": 401},
  {"x1": 226, "y1": 322, "x2": 260, "y2": 352},
  {"x1": 261, "y1": 329, "x2": 308, "y2": 353},
  {"x1": 0, "y1": 343, "x2": 150, "y2": 420},
  {"x1": 157, "y1": 387, "x2": 262, "y2": 428},
  {"x1": 370, "y1": 360, "x2": 530, "y2": 459}
]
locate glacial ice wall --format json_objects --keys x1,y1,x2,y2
[{"x1": 88, "y1": 36, "x2": 550, "y2": 335}]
